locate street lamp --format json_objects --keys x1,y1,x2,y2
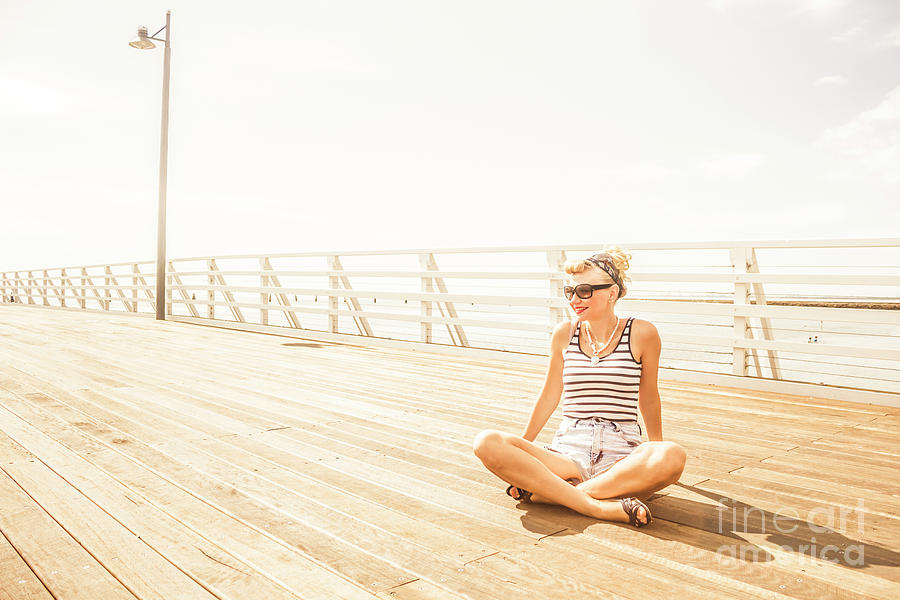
[{"x1": 130, "y1": 11, "x2": 171, "y2": 321}]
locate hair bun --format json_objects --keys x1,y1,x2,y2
[{"x1": 601, "y1": 247, "x2": 631, "y2": 275}]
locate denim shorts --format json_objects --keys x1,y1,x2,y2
[{"x1": 543, "y1": 416, "x2": 643, "y2": 482}]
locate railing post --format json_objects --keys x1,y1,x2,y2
[
  {"x1": 746, "y1": 248, "x2": 781, "y2": 380},
  {"x1": 104, "y1": 267, "x2": 112, "y2": 310},
  {"x1": 730, "y1": 247, "x2": 751, "y2": 377},
  {"x1": 41, "y1": 269, "x2": 50, "y2": 306},
  {"x1": 418, "y1": 253, "x2": 467, "y2": 346},
  {"x1": 132, "y1": 265, "x2": 138, "y2": 312},
  {"x1": 168, "y1": 263, "x2": 199, "y2": 317},
  {"x1": 105, "y1": 265, "x2": 130, "y2": 312},
  {"x1": 260, "y1": 257, "x2": 269, "y2": 326},
  {"x1": 419, "y1": 253, "x2": 433, "y2": 344},
  {"x1": 58, "y1": 268, "x2": 67, "y2": 308},
  {"x1": 261, "y1": 257, "x2": 303, "y2": 329},
  {"x1": 208, "y1": 258, "x2": 244, "y2": 322},
  {"x1": 57, "y1": 270, "x2": 63, "y2": 307},
  {"x1": 80, "y1": 269, "x2": 88, "y2": 309},
  {"x1": 327, "y1": 255, "x2": 339, "y2": 333},
  {"x1": 43, "y1": 270, "x2": 50, "y2": 305},
  {"x1": 166, "y1": 262, "x2": 173, "y2": 316},
  {"x1": 25, "y1": 271, "x2": 34, "y2": 305},
  {"x1": 547, "y1": 250, "x2": 568, "y2": 333},
  {"x1": 207, "y1": 259, "x2": 215, "y2": 319}
]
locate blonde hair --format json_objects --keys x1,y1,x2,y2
[{"x1": 564, "y1": 247, "x2": 632, "y2": 299}]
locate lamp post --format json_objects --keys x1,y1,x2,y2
[{"x1": 130, "y1": 11, "x2": 171, "y2": 321}]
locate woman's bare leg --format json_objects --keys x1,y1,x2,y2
[
  {"x1": 473, "y1": 429, "x2": 643, "y2": 523},
  {"x1": 530, "y1": 441, "x2": 686, "y2": 504}
]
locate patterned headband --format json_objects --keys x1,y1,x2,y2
[{"x1": 585, "y1": 254, "x2": 620, "y2": 286}]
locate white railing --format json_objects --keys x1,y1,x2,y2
[{"x1": 3, "y1": 239, "x2": 899, "y2": 401}]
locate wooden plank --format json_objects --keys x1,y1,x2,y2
[
  {"x1": 661, "y1": 382, "x2": 894, "y2": 415},
  {"x1": 41, "y1": 383, "x2": 555, "y2": 546},
  {"x1": 0, "y1": 431, "x2": 216, "y2": 600},
  {"x1": 0, "y1": 470, "x2": 136, "y2": 600},
  {"x1": 508, "y1": 532, "x2": 787, "y2": 599},
  {"x1": 690, "y1": 478, "x2": 898, "y2": 546},
  {"x1": 0, "y1": 391, "x2": 399, "y2": 596},
  {"x1": 547, "y1": 517, "x2": 894, "y2": 600},
  {"x1": 754, "y1": 456, "x2": 900, "y2": 495},
  {"x1": 661, "y1": 385, "x2": 888, "y2": 423},
  {"x1": 38, "y1": 389, "x2": 805, "y2": 599},
  {"x1": 0, "y1": 390, "x2": 458, "y2": 590},
  {"x1": 725, "y1": 467, "x2": 900, "y2": 513},
  {"x1": 376, "y1": 578, "x2": 468, "y2": 600},
  {"x1": 649, "y1": 484, "x2": 900, "y2": 593},
  {"x1": 0, "y1": 528, "x2": 53, "y2": 600},
  {"x1": 9, "y1": 378, "x2": 561, "y2": 542},
  {"x1": 2, "y1": 390, "x2": 608, "y2": 600},
  {"x1": 781, "y1": 445, "x2": 898, "y2": 471}
]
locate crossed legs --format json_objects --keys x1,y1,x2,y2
[{"x1": 472, "y1": 429, "x2": 686, "y2": 523}]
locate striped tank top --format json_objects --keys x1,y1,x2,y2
[{"x1": 561, "y1": 316, "x2": 642, "y2": 422}]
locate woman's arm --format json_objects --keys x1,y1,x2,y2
[
  {"x1": 635, "y1": 320, "x2": 664, "y2": 441},
  {"x1": 521, "y1": 321, "x2": 572, "y2": 442}
]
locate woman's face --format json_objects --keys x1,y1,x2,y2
[{"x1": 568, "y1": 270, "x2": 617, "y2": 321}]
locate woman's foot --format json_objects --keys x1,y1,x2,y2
[
  {"x1": 582, "y1": 496, "x2": 650, "y2": 526},
  {"x1": 505, "y1": 485, "x2": 533, "y2": 503},
  {"x1": 619, "y1": 497, "x2": 652, "y2": 527}
]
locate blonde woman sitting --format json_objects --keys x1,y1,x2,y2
[{"x1": 473, "y1": 249, "x2": 686, "y2": 527}]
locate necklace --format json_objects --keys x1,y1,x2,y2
[{"x1": 583, "y1": 317, "x2": 620, "y2": 365}]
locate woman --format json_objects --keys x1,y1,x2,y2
[{"x1": 473, "y1": 249, "x2": 686, "y2": 527}]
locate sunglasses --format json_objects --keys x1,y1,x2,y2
[{"x1": 564, "y1": 283, "x2": 615, "y2": 300}]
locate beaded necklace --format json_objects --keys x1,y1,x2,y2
[{"x1": 583, "y1": 318, "x2": 621, "y2": 365}]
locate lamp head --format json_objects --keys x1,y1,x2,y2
[{"x1": 129, "y1": 26, "x2": 156, "y2": 49}]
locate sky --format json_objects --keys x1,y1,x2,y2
[{"x1": 2, "y1": 0, "x2": 899, "y2": 271}]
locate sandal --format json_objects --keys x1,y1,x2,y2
[
  {"x1": 620, "y1": 497, "x2": 652, "y2": 528},
  {"x1": 505, "y1": 485, "x2": 533, "y2": 503}
]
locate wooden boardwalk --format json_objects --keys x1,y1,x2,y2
[{"x1": 0, "y1": 305, "x2": 897, "y2": 600}]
